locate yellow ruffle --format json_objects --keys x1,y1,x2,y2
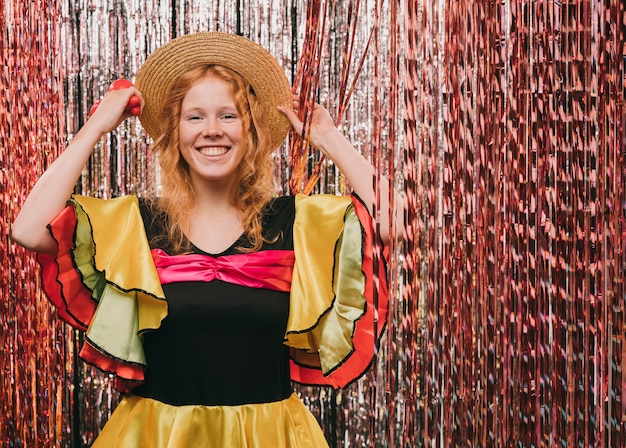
[
  {"x1": 72, "y1": 195, "x2": 164, "y2": 300},
  {"x1": 70, "y1": 196, "x2": 167, "y2": 373},
  {"x1": 92, "y1": 394, "x2": 329, "y2": 448},
  {"x1": 287, "y1": 194, "x2": 367, "y2": 375}
]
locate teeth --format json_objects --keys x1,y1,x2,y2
[{"x1": 199, "y1": 147, "x2": 228, "y2": 157}]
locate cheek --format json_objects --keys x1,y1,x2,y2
[
  {"x1": 178, "y1": 129, "x2": 190, "y2": 146},
  {"x1": 229, "y1": 122, "x2": 245, "y2": 141},
  {"x1": 176, "y1": 148, "x2": 192, "y2": 169},
  {"x1": 176, "y1": 133, "x2": 195, "y2": 163},
  {"x1": 178, "y1": 123, "x2": 198, "y2": 144}
]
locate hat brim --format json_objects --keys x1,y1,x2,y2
[{"x1": 135, "y1": 32, "x2": 292, "y2": 150}]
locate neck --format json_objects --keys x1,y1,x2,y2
[
  {"x1": 185, "y1": 184, "x2": 243, "y2": 241},
  {"x1": 188, "y1": 174, "x2": 238, "y2": 213}
]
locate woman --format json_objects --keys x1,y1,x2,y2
[{"x1": 12, "y1": 32, "x2": 391, "y2": 447}]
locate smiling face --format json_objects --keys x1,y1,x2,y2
[{"x1": 178, "y1": 73, "x2": 248, "y2": 190}]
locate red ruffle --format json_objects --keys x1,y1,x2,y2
[
  {"x1": 37, "y1": 204, "x2": 95, "y2": 331},
  {"x1": 79, "y1": 342, "x2": 145, "y2": 393},
  {"x1": 289, "y1": 197, "x2": 389, "y2": 388}
]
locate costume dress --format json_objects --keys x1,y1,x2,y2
[{"x1": 38, "y1": 193, "x2": 388, "y2": 447}]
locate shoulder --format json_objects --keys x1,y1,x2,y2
[
  {"x1": 137, "y1": 196, "x2": 171, "y2": 251},
  {"x1": 263, "y1": 195, "x2": 295, "y2": 222},
  {"x1": 137, "y1": 196, "x2": 157, "y2": 229},
  {"x1": 259, "y1": 196, "x2": 296, "y2": 250},
  {"x1": 137, "y1": 196, "x2": 155, "y2": 222},
  {"x1": 69, "y1": 195, "x2": 144, "y2": 226},
  {"x1": 264, "y1": 195, "x2": 294, "y2": 214}
]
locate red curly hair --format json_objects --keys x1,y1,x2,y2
[{"x1": 147, "y1": 65, "x2": 277, "y2": 254}]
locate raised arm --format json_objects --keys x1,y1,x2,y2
[
  {"x1": 11, "y1": 86, "x2": 142, "y2": 254},
  {"x1": 279, "y1": 101, "x2": 402, "y2": 245}
]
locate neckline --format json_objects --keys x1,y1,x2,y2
[{"x1": 189, "y1": 232, "x2": 247, "y2": 257}]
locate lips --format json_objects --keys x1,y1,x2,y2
[{"x1": 197, "y1": 146, "x2": 229, "y2": 157}]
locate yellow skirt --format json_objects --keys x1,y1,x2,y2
[{"x1": 92, "y1": 393, "x2": 329, "y2": 448}]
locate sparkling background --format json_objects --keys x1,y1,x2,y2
[{"x1": 1, "y1": 0, "x2": 625, "y2": 447}]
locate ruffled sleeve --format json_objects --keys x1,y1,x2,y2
[
  {"x1": 37, "y1": 195, "x2": 167, "y2": 392},
  {"x1": 286, "y1": 194, "x2": 389, "y2": 389}
]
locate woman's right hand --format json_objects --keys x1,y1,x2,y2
[{"x1": 87, "y1": 86, "x2": 143, "y2": 136}]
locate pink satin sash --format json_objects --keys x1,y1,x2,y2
[{"x1": 151, "y1": 249, "x2": 295, "y2": 292}]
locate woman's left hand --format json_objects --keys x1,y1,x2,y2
[{"x1": 278, "y1": 96, "x2": 340, "y2": 152}]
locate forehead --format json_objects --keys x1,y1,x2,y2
[{"x1": 182, "y1": 75, "x2": 237, "y2": 106}]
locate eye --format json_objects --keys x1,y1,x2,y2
[
  {"x1": 186, "y1": 115, "x2": 202, "y2": 121},
  {"x1": 220, "y1": 111, "x2": 239, "y2": 121}
]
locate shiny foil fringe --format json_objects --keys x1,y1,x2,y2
[{"x1": 2, "y1": 1, "x2": 625, "y2": 447}]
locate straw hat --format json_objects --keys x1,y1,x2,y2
[{"x1": 135, "y1": 32, "x2": 292, "y2": 149}]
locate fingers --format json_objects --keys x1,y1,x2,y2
[
  {"x1": 109, "y1": 80, "x2": 142, "y2": 115},
  {"x1": 89, "y1": 80, "x2": 143, "y2": 117},
  {"x1": 277, "y1": 105, "x2": 303, "y2": 135},
  {"x1": 86, "y1": 88, "x2": 144, "y2": 135}
]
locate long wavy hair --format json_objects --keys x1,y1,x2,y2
[{"x1": 147, "y1": 64, "x2": 276, "y2": 254}]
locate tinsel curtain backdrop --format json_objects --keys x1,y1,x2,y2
[{"x1": 1, "y1": 0, "x2": 624, "y2": 446}]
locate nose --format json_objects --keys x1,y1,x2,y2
[{"x1": 201, "y1": 120, "x2": 223, "y2": 138}]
